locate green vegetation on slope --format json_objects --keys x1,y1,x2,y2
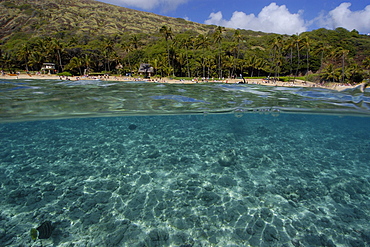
[{"x1": 0, "y1": 0, "x2": 212, "y2": 39}]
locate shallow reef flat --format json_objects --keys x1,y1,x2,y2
[{"x1": 0, "y1": 113, "x2": 369, "y2": 246}]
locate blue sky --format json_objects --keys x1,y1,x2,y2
[{"x1": 98, "y1": 0, "x2": 370, "y2": 34}]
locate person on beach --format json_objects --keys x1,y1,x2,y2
[{"x1": 360, "y1": 80, "x2": 369, "y2": 92}]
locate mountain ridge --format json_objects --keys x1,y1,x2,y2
[{"x1": 0, "y1": 0, "x2": 216, "y2": 40}]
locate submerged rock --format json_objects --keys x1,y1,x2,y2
[
  {"x1": 144, "y1": 229, "x2": 169, "y2": 246},
  {"x1": 218, "y1": 149, "x2": 237, "y2": 167}
]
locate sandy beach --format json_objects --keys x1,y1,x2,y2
[{"x1": 0, "y1": 73, "x2": 358, "y2": 91}]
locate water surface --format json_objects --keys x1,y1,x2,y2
[{"x1": 1, "y1": 79, "x2": 369, "y2": 121}]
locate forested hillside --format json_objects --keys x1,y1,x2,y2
[{"x1": 1, "y1": 0, "x2": 369, "y2": 83}]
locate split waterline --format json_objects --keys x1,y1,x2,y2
[
  {"x1": 0, "y1": 79, "x2": 369, "y2": 122},
  {"x1": 0, "y1": 79, "x2": 369, "y2": 246}
]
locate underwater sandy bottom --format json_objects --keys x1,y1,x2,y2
[{"x1": 0, "y1": 114, "x2": 369, "y2": 246}]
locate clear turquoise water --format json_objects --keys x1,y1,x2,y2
[{"x1": 0, "y1": 79, "x2": 369, "y2": 246}]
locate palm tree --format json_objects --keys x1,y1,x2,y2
[
  {"x1": 313, "y1": 41, "x2": 332, "y2": 71},
  {"x1": 321, "y1": 64, "x2": 340, "y2": 82},
  {"x1": 159, "y1": 25, "x2": 173, "y2": 76},
  {"x1": 195, "y1": 34, "x2": 210, "y2": 78},
  {"x1": 120, "y1": 41, "x2": 133, "y2": 75},
  {"x1": 17, "y1": 43, "x2": 31, "y2": 71},
  {"x1": 232, "y1": 30, "x2": 243, "y2": 78},
  {"x1": 301, "y1": 36, "x2": 311, "y2": 81},
  {"x1": 291, "y1": 34, "x2": 302, "y2": 78},
  {"x1": 101, "y1": 37, "x2": 114, "y2": 72},
  {"x1": 82, "y1": 55, "x2": 92, "y2": 75},
  {"x1": 362, "y1": 57, "x2": 370, "y2": 81},
  {"x1": 345, "y1": 62, "x2": 364, "y2": 84},
  {"x1": 328, "y1": 47, "x2": 350, "y2": 83},
  {"x1": 337, "y1": 48, "x2": 349, "y2": 83},
  {"x1": 176, "y1": 50, "x2": 187, "y2": 77},
  {"x1": 255, "y1": 57, "x2": 268, "y2": 77},
  {"x1": 213, "y1": 26, "x2": 225, "y2": 78},
  {"x1": 28, "y1": 50, "x2": 43, "y2": 71},
  {"x1": 150, "y1": 55, "x2": 166, "y2": 77},
  {"x1": 362, "y1": 57, "x2": 370, "y2": 70},
  {"x1": 285, "y1": 36, "x2": 295, "y2": 77},
  {"x1": 1, "y1": 52, "x2": 13, "y2": 73},
  {"x1": 238, "y1": 58, "x2": 249, "y2": 79},
  {"x1": 66, "y1": 57, "x2": 83, "y2": 75},
  {"x1": 173, "y1": 35, "x2": 188, "y2": 77},
  {"x1": 27, "y1": 37, "x2": 49, "y2": 70},
  {"x1": 246, "y1": 55, "x2": 261, "y2": 77},
  {"x1": 185, "y1": 36, "x2": 195, "y2": 78},
  {"x1": 130, "y1": 35, "x2": 141, "y2": 50},
  {"x1": 270, "y1": 35, "x2": 283, "y2": 80},
  {"x1": 51, "y1": 38, "x2": 64, "y2": 72},
  {"x1": 205, "y1": 55, "x2": 215, "y2": 78},
  {"x1": 224, "y1": 55, "x2": 235, "y2": 78},
  {"x1": 174, "y1": 35, "x2": 196, "y2": 78}
]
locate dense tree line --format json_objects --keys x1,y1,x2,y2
[{"x1": 1, "y1": 26, "x2": 369, "y2": 83}]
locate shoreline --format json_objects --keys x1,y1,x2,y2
[{"x1": 0, "y1": 73, "x2": 358, "y2": 91}]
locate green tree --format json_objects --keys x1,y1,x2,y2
[
  {"x1": 120, "y1": 41, "x2": 133, "y2": 74},
  {"x1": 363, "y1": 57, "x2": 370, "y2": 70},
  {"x1": 17, "y1": 43, "x2": 31, "y2": 71},
  {"x1": 82, "y1": 54, "x2": 92, "y2": 75},
  {"x1": 205, "y1": 54, "x2": 215, "y2": 78},
  {"x1": 50, "y1": 38, "x2": 64, "y2": 72},
  {"x1": 285, "y1": 35, "x2": 295, "y2": 77},
  {"x1": 293, "y1": 34, "x2": 302, "y2": 78},
  {"x1": 302, "y1": 36, "x2": 311, "y2": 77},
  {"x1": 313, "y1": 41, "x2": 332, "y2": 71},
  {"x1": 150, "y1": 55, "x2": 167, "y2": 77},
  {"x1": 213, "y1": 26, "x2": 225, "y2": 78},
  {"x1": 337, "y1": 48, "x2": 349, "y2": 83},
  {"x1": 195, "y1": 34, "x2": 210, "y2": 78},
  {"x1": 101, "y1": 37, "x2": 114, "y2": 72},
  {"x1": 246, "y1": 55, "x2": 262, "y2": 77},
  {"x1": 159, "y1": 25, "x2": 173, "y2": 76},
  {"x1": 255, "y1": 57, "x2": 269, "y2": 77},
  {"x1": 173, "y1": 35, "x2": 191, "y2": 77},
  {"x1": 231, "y1": 30, "x2": 243, "y2": 78},
  {"x1": 224, "y1": 55, "x2": 235, "y2": 78},
  {"x1": 65, "y1": 56, "x2": 83, "y2": 75},
  {"x1": 1, "y1": 52, "x2": 13, "y2": 73},
  {"x1": 130, "y1": 35, "x2": 140, "y2": 50},
  {"x1": 28, "y1": 50, "x2": 43, "y2": 71},
  {"x1": 344, "y1": 60, "x2": 363, "y2": 83},
  {"x1": 270, "y1": 35, "x2": 283, "y2": 79},
  {"x1": 321, "y1": 64, "x2": 340, "y2": 82},
  {"x1": 184, "y1": 36, "x2": 195, "y2": 78}
]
